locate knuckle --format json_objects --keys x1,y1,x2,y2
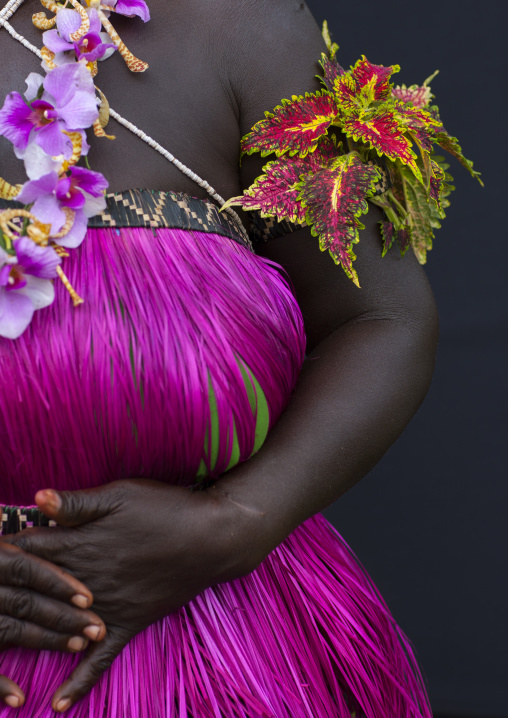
[
  {"x1": 90, "y1": 654, "x2": 115, "y2": 678},
  {"x1": 56, "y1": 607, "x2": 79, "y2": 634},
  {"x1": 0, "y1": 616, "x2": 19, "y2": 647},
  {"x1": 8, "y1": 554, "x2": 30, "y2": 588},
  {"x1": 8, "y1": 591, "x2": 34, "y2": 621},
  {"x1": 10, "y1": 534, "x2": 30, "y2": 553},
  {"x1": 108, "y1": 483, "x2": 127, "y2": 508},
  {"x1": 63, "y1": 490, "x2": 78, "y2": 510},
  {"x1": 90, "y1": 640, "x2": 126, "y2": 677}
]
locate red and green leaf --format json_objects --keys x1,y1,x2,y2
[
  {"x1": 332, "y1": 72, "x2": 359, "y2": 112},
  {"x1": 348, "y1": 56, "x2": 400, "y2": 102},
  {"x1": 435, "y1": 131, "x2": 483, "y2": 185},
  {"x1": 331, "y1": 57, "x2": 398, "y2": 114},
  {"x1": 379, "y1": 220, "x2": 396, "y2": 255},
  {"x1": 428, "y1": 155, "x2": 455, "y2": 225},
  {"x1": 241, "y1": 92, "x2": 338, "y2": 159},
  {"x1": 392, "y1": 84, "x2": 432, "y2": 109},
  {"x1": 395, "y1": 104, "x2": 439, "y2": 152},
  {"x1": 319, "y1": 53, "x2": 346, "y2": 92},
  {"x1": 231, "y1": 35, "x2": 478, "y2": 281},
  {"x1": 429, "y1": 158, "x2": 445, "y2": 211},
  {"x1": 222, "y1": 137, "x2": 340, "y2": 223},
  {"x1": 342, "y1": 111, "x2": 422, "y2": 183},
  {"x1": 379, "y1": 218, "x2": 413, "y2": 256},
  {"x1": 297, "y1": 152, "x2": 380, "y2": 285},
  {"x1": 400, "y1": 165, "x2": 434, "y2": 263},
  {"x1": 322, "y1": 20, "x2": 339, "y2": 59},
  {"x1": 396, "y1": 222, "x2": 413, "y2": 254}
]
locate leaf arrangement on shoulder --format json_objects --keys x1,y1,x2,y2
[{"x1": 223, "y1": 21, "x2": 481, "y2": 287}]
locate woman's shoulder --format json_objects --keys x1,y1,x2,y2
[{"x1": 206, "y1": 0, "x2": 326, "y2": 136}]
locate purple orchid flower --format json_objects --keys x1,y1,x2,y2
[
  {"x1": 0, "y1": 63, "x2": 98, "y2": 158},
  {"x1": 0, "y1": 238, "x2": 61, "y2": 339},
  {"x1": 43, "y1": 9, "x2": 116, "y2": 64},
  {"x1": 75, "y1": 32, "x2": 117, "y2": 62},
  {"x1": 17, "y1": 167, "x2": 108, "y2": 248},
  {"x1": 113, "y1": 0, "x2": 150, "y2": 22}
]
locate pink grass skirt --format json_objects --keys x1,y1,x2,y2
[{"x1": 0, "y1": 226, "x2": 432, "y2": 716}]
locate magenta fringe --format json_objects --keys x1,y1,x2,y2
[
  {"x1": 0, "y1": 227, "x2": 432, "y2": 716},
  {"x1": 0, "y1": 227, "x2": 304, "y2": 501},
  {"x1": 0, "y1": 515, "x2": 431, "y2": 718}
]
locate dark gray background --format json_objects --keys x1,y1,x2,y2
[{"x1": 302, "y1": 1, "x2": 507, "y2": 716}]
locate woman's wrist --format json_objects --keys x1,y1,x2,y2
[{"x1": 203, "y1": 479, "x2": 281, "y2": 581}]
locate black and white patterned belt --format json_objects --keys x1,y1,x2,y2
[
  {"x1": 88, "y1": 189, "x2": 253, "y2": 251},
  {"x1": 0, "y1": 189, "x2": 253, "y2": 252},
  {"x1": 0, "y1": 506, "x2": 54, "y2": 536}
]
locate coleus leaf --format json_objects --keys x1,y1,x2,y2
[
  {"x1": 352, "y1": 56, "x2": 398, "y2": 99},
  {"x1": 435, "y1": 131, "x2": 483, "y2": 185},
  {"x1": 241, "y1": 92, "x2": 338, "y2": 159},
  {"x1": 429, "y1": 159, "x2": 445, "y2": 211},
  {"x1": 319, "y1": 53, "x2": 346, "y2": 92},
  {"x1": 392, "y1": 70, "x2": 439, "y2": 109},
  {"x1": 400, "y1": 165, "x2": 434, "y2": 263},
  {"x1": 397, "y1": 104, "x2": 440, "y2": 187},
  {"x1": 222, "y1": 137, "x2": 340, "y2": 223},
  {"x1": 340, "y1": 55, "x2": 400, "y2": 103},
  {"x1": 379, "y1": 220, "x2": 396, "y2": 255},
  {"x1": 296, "y1": 152, "x2": 381, "y2": 286},
  {"x1": 392, "y1": 84, "x2": 432, "y2": 109},
  {"x1": 322, "y1": 20, "x2": 339, "y2": 59},
  {"x1": 396, "y1": 222, "x2": 413, "y2": 254},
  {"x1": 395, "y1": 104, "x2": 440, "y2": 153},
  {"x1": 379, "y1": 217, "x2": 412, "y2": 257},
  {"x1": 342, "y1": 110, "x2": 423, "y2": 183},
  {"x1": 428, "y1": 155, "x2": 455, "y2": 226}
]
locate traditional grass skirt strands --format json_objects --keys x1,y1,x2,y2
[
  {"x1": 0, "y1": 225, "x2": 304, "y2": 498},
  {"x1": 0, "y1": 220, "x2": 432, "y2": 717},
  {"x1": 0, "y1": 515, "x2": 429, "y2": 718}
]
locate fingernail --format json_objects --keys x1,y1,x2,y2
[
  {"x1": 55, "y1": 698, "x2": 71, "y2": 712},
  {"x1": 68, "y1": 635, "x2": 87, "y2": 652},
  {"x1": 71, "y1": 593, "x2": 89, "y2": 609},
  {"x1": 83, "y1": 624, "x2": 101, "y2": 641},
  {"x1": 4, "y1": 695, "x2": 21, "y2": 708},
  {"x1": 36, "y1": 489, "x2": 61, "y2": 511}
]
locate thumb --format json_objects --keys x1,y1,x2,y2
[{"x1": 35, "y1": 487, "x2": 116, "y2": 527}]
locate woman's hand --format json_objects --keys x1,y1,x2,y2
[
  {"x1": 0, "y1": 541, "x2": 106, "y2": 709},
  {"x1": 5, "y1": 479, "x2": 261, "y2": 713}
]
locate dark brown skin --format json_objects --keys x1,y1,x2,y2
[{"x1": 0, "y1": 0, "x2": 439, "y2": 711}]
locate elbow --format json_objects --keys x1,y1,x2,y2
[{"x1": 385, "y1": 283, "x2": 440, "y2": 411}]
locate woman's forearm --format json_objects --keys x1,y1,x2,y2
[{"x1": 212, "y1": 306, "x2": 438, "y2": 569}]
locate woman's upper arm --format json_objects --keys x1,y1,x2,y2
[
  {"x1": 253, "y1": 209, "x2": 439, "y2": 353},
  {"x1": 223, "y1": 0, "x2": 438, "y2": 352}
]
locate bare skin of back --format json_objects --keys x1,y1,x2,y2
[{"x1": 0, "y1": 2, "x2": 440, "y2": 712}]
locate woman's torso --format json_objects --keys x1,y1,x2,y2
[{"x1": 0, "y1": 0, "x2": 308, "y2": 502}]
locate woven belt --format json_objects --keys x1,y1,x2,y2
[
  {"x1": 0, "y1": 189, "x2": 253, "y2": 252},
  {"x1": 0, "y1": 506, "x2": 55, "y2": 536}
]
